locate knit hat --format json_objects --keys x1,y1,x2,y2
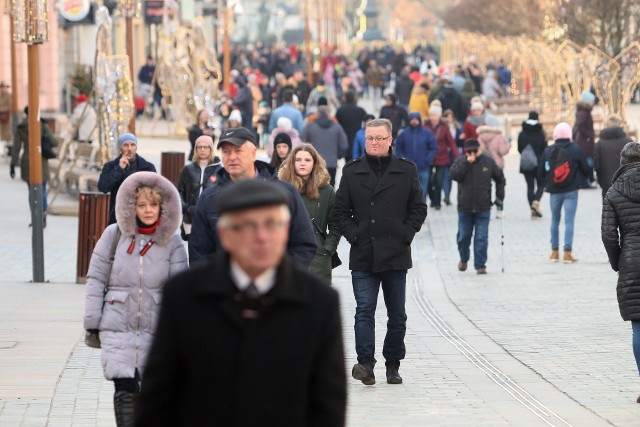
[
  {"x1": 581, "y1": 90, "x2": 595, "y2": 104},
  {"x1": 317, "y1": 96, "x2": 328, "y2": 106},
  {"x1": 273, "y1": 132, "x2": 292, "y2": 150},
  {"x1": 463, "y1": 139, "x2": 480, "y2": 150},
  {"x1": 76, "y1": 94, "x2": 88, "y2": 103},
  {"x1": 228, "y1": 109, "x2": 242, "y2": 124},
  {"x1": 552, "y1": 122, "x2": 573, "y2": 141},
  {"x1": 620, "y1": 142, "x2": 640, "y2": 166},
  {"x1": 277, "y1": 116, "x2": 293, "y2": 131},
  {"x1": 470, "y1": 101, "x2": 484, "y2": 112},
  {"x1": 429, "y1": 104, "x2": 442, "y2": 116},
  {"x1": 118, "y1": 133, "x2": 137, "y2": 148},
  {"x1": 527, "y1": 111, "x2": 539, "y2": 121}
]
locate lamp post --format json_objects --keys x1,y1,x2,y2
[
  {"x1": 12, "y1": 0, "x2": 48, "y2": 282},
  {"x1": 118, "y1": 0, "x2": 140, "y2": 133}
]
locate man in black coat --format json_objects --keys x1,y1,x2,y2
[
  {"x1": 136, "y1": 180, "x2": 347, "y2": 427},
  {"x1": 333, "y1": 118, "x2": 427, "y2": 386},
  {"x1": 335, "y1": 91, "x2": 368, "y2": 162},
  {"x1": 594, "y1": 115, "x2": 633, "y2": 198},
  {"x1": 98, "y1": 133, "x2": 156, "y2": 225},
  {"x1": 379, "y1": 94, "x2": 408, "y2": 141},
  {"x1": 188, "y1": 127, "x2": 316, "y2": 269},
  {"x1": 450, "y1": 139, "x2": 505, "y2": 274}
]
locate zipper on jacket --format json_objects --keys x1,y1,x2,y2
[{"x1": 135, "y1": 249, "x2": 143, "y2": 368}]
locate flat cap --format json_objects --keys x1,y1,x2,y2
[
  {"x1": 463, "y1": 139, "x2": 480, "y2": 150},
  {"x1": 216, "y1": 180, "x2": 290, "y2": 215},
  {"x1": 217, "y1": 127, "x2": 256, "y2": 148}
]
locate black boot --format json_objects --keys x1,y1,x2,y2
[
  {"x1": 351, "y1": 361, "x2": 375, "y2": 385},
  {"x1": 114, "y1": 391, "x2": 138, "y2": 427},
  {"x1": 385, "y1": 361, "x2": 402, "y2": 384}
]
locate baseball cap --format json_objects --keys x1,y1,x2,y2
[{"x1": 217, "y1": 127, "x2": 257, "y2": 148}]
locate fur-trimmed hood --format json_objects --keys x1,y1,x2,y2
[
  {"x1": 115, "y1": 171, "x2": 182, "y2": 245},
  {"x1": 277, "y1": 163, "x2": 330, "y2": 196},
  {"x1": 476, "y1": 125, "x2": 502, "y2": 135}
]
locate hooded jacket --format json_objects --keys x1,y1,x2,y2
[
  {"x1": 438, "y1": 85, "x2": 467, "y2": 123},
  {"x1": 379, "y1": 101, "x2": 409, "y2": 138},
  {"x1": 602, "y1": 163, "x2": 640, "y2": 321},
  {"x1": 477, "y1": 124, "x2": 510, "y2": 169},
  {"x1": 537, "y1": 139, "x2": 591, "y2": 193},
  {"x1": 300, "y1": 109, "x2": 349, "y2": 168},
  {"x1": 594, "y1": 126, "x2": 632, "y2": 196},
  {"x1": 575, "y1": 103, "x2": 595, "y2": 157},
  {"x1": 188, "y1": 160, "x2": 316, "y2": 268},
  {"x1": 395, "y1": 112, "x2": 437, "y2": 171},
  {"x1": 84, "y1": 172, "x2": 188, "y2": 380},
  {"x1": 517, "y1": 119, "x2": 547, "y2": 174},
  {"x1": 424, "y1": 118, "x2": 459, "y2": 166}
]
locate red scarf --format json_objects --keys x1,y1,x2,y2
[{"x1": 137, "y1": 217, "x2": 161, "y2": 235}]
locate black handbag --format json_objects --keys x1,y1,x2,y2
[
  {"x1": 312, "y1": 218, "x2": 342, "y2": 270},
  {"x1": 41, "y1": 131, "x2": 57, "y2": 159},
  {"x1": 84, "y1": 228, "x2": 121, "y2": 349}
]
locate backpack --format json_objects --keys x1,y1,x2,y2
[
  {"x1": 546, "y1": 144, "x2": 576, "y2": 188},
  {"x1": 519, "y1": 144, "x2": 538, "y2": 171}
]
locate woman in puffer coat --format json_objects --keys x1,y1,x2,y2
[
  {"x1": 84, "y1": 171, "x2": 187, "y2": 426},
  {"x1": 177, "y1": 135, "x2": 221, "y2": 240},
  {"x1": 601, "y1": 141, "x2": 640, "y2": 404},
  {"x1": 278, "y1": 143, "x2": 341, "y2": 283}
]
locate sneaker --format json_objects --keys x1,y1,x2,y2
[
  {"x1": 476, "y1": 268, "x2": 487, "y2": 275},
  {"x1": 385, "y1": 361, "x2": 402, "y2": 384},
  {"x1": 549, "y1": 249, "x2": 559, "y2": 262},
  {"x1": 531, "y1": 200, "x2": 543, "y2": 218},
  {"x1": 495, "y1": 211, "x2": 504, "y2": 219},
  {"x1": 352, "y1": 362, "x2": 375, "y2": 385},
  {"x1": 458, "y1": 262, "x2": 467, "y2": 272}
]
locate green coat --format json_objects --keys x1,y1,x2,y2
[
  {"x1": 302, "y1": 184, "x2": 341, "y2": 284},
  {"x1": 11, "y1": 119, "x2": 57, "y2": 183}
]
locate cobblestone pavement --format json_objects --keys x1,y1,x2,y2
[{"x1": 1, "y1": 108, "x2": 640, "y2": 426}]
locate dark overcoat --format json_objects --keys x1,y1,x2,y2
[
  {"x1": 594, "y1": 126, "x2": 632, "y2": 197},
  {"x1": 135, "y1": 253, "x2": 346, "y2": 427},
  {"x1": 601, "y1": 163, "x2": 640, "y2": 321},
  {"x1": 332, "y1": 153, "x2": 427, "y2": 273}
]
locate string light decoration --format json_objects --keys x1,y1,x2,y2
[
  {"x1": 12, "y1": 0, "x2": 48, "y2": 44},
  {"x1": 3, "y1": 0, "x2": 13, "y2": 15},
  {"x1": 117, "y1": 0, "x2": 140, "y2": 18}
]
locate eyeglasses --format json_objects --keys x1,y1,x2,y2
[
  {"x1": 365, "y1": 136, "x2": 391, "y2": 143},
  {"x1": 226, "y1": 219, "x2": 287, "y2": 234},
  {"x1": 465, "y1": 149, "x2": 479, "y2": 154}
]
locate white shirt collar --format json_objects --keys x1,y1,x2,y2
[{"x1": 230, "y1": 260, "x2": 276, "y2": 295}]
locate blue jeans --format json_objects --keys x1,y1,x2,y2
[
  {"x1": 351, "y1": 270, "x2": 407, "y2": 365},
  {"x1": 443, "y1": 166, "x2": 452, "y2": 200},
  {"x1": 457, "y1": 210, "x2": 490, "y2": 270},
  {"x1": 633, "y1": 321, "x2": 640, "y2": 376},
  {"x1": 549, "y1": 191, "x2": 578, "y2": 250},
  {"x1": 418, "y1": 168, "x2": 430, "y2": 203}
]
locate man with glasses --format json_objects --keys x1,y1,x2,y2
[
  {"x1": 333, "y1": 118, "x2": 427, "y2": 386},
  {"x1": 188, "y1": 127, "x2": 316, "y2": 268},
  {"x1": 450, "y1": 139, "x2": 506, "y2": 274},
  {"x1": 137, "y1": 179, "x2": 347, "y2": 426}
]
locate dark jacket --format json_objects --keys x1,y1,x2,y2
[
  {"x1": 537, "y1": 139, "x2": 591, "y2": 193},
  {"x1": 11, "y1": 119, "x2": 57, "y2": 184},
  {"x1": 332, "y1": 153, "x2": 427, "y2": 272},
  {"x1": 135, "y1": 253, "x2": 346, "y2": 427},
  {"x1": 98, "y1": 154, "x2": 157, "y2": 225},
  {"x1": 450, "y1": 153, "x2": 505, "y2": 212},
  {"x1": 517, "y1": 119, "x2": 547, "y2": 174},
  {"x1": 300, "y1": 112, "x2": 349, "y2": 168},
  {"x1": 395, "y1": 112, "x2": 437, "y2": 171},
  {"x1": 575, "y1": 103, "x2": 595, "y2": 157},
  {"x1": 379, "y1": 104, "x2": 409, "y2": 139},
  {"x1": 594, "y1": 126, "x2": 632, "y2": 197},
  {"x1": 424, "y1": 119, "x2": 459, "y2": 166},
  {"x1": 335, "y1": 103, "x2": 368, "y2": 161},
  {"x1": 176, "y1": 159, "x2": 222, "y2": 224},
  {"x1": 438, "y1": 85, "x2": 467, "y2": 124},
  {"x1": 394, "y1": 75, "x2": 414, "y2": 106},
  {"x1": 233, "y1": 76, "x2": 254, "y2": 116},
  {"x1": 188, "y1": 161, "x2": 316, "y2": 268},
  {"x1": 601, "y1": 163, "x2": 640, "y2": 321}
]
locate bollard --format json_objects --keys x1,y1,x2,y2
[
  {"x1": 76, "y1": 192, "x2": 110, "y2": 284},
  {"x1": 161, "y1": 151, "x2": 185, "y2": 188}
]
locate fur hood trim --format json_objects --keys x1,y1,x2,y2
[
  {"x1": 476, "y1": 125, "x2": 502, "y2": 135},
  {"x1": 115, "y1": 172, "x2": 182, "y2": 245},
  {"x1": 278, "y1": 164, "x2": 330, "y2": 194}
]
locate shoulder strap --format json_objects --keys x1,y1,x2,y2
[
  {"x1": 103, "y1": 228, "x2": 121, "y2": 296},
  {"x1": 310, "y1": 217, "x2": 326, "y2": 242}
]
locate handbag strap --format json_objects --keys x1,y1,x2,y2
[
  {"x1": 103, "y1": 228, "x2": 121, "y2": 296},
  {"x1": 310, "y1": 217, "x2": 327, "y2": 242}
]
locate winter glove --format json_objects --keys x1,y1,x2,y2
[
  {"x1": 9, "y1": 164, "x2": 15, "y2": 179},
  {"x1": 494, "y1": 199, "x2": 504, "y2": 208}
]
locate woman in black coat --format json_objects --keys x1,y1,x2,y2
[
  {"x1": 517, "y1": 111, "x2": 547, "y2": 218},
  {"x1": 601, "y1": 141, "x2": 640, "y2": 404},
  {"x1": 187, "y1": 109, "x2": 216, "y2": 161},
  {"x1": 594, "y1": 115, "x2": 633, "y2": 198}
]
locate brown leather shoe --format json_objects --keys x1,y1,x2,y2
[
  {"x1": 549, "y1": 249, "x2": 559, "y2": 262},
  {"x1": 476, "y1": 268, "x2": 487, "y2": 275},
  {"x1": 563, "y1": 250, "x2": 578, "y2": 264},
  {"x1": 458, "y1": 262, "x2": 467, "y2": 272}
]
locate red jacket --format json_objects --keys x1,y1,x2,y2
[{"x1": 425, "y1": 121, "x2": 459, "y2": 166}]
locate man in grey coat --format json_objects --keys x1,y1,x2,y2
[{"x1": 300, "y1": 105, "x2": 348, "y2": 186}]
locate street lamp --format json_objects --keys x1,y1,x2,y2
[{"x1": 11, "y1": 0, "x2": 48, "y2": 282}]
